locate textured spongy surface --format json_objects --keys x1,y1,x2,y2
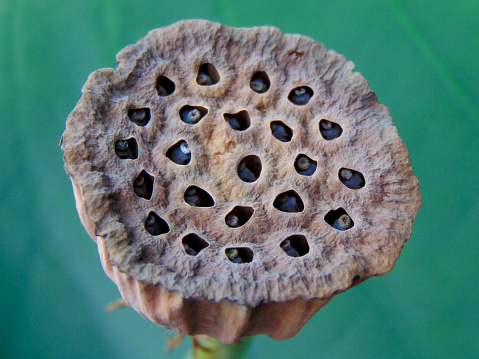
[{"x1": 62, "y1": 20, "x2": 420, "y2": 307}]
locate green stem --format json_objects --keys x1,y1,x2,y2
[{"x1": 183, "y1": 335, "x2": 250, "y2": 359}]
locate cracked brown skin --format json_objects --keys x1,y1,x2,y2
[{"x1": 61, "y1": 20, "x2": 421, "y2": 343}]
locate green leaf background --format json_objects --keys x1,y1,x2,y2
[{"x1": 1, "y1": 0, "x2": 478, "y2": 358}]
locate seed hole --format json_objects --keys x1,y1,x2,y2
[
  {"x1": 250, "y1": 71, "x2": 270, "y2": 93},
  {"x1": 166, "y1": 140, "x2": 191, "y2": 165},
  {"x1": 196, "y1": 63, "x2": 220, "y2": 86},
  {"x1": 351, "y1": 275, "x2": 362, "y2": 286},
  {"x1": 270, "y1": 121, "x2": 293, "y2": 142},
  {"x1": 288, "y1": 86, "x2": 313, "y2": 106},
  {"x1": 273, "y1": 190, "x2": 304, "y2": 213},
  {"x1": 144, "y1": 211, "x2": 169, "y2": 235},
  {"x1": 156, "y1": 76, "x2": 175, "y2": 96},
  {"x1": 133, "y1": 170, "x2": 154, "y2": 200},
  {"x1": 339, "y1": 168, "x2": 365, "y2": 189},
  {"x1": 128, "y1": 108, "x2": 151, "y2": 127},
  {"x1": 182, "y1": 234, "x2": 209, "y2": 256},
  {"x1": 115, "y1": 138, "x2": 138, "y2": 159},
  {"x1": 237, "y1": 155, "x2": 262, "y2": 183},
  {"x1": 224, "y1": 110, "x2": 251, "y2": 131},
  {"x1": 280, "y1": 235, "x2": 309, "y2": 257},
  {"x1": 179, "y1": 105, "x2": 208, "y2": 125},
  {"x1": 319, "y1": 119, "x2": 343, "y2": 140},
  {"x1": 294, "y1": 154, "x2": 317, "y2": 176},
  {"x1": 225, "y1": 206, "x2": 254, "y2": 228},
  {"x1": 184, "y1": 186, "x2": 215, "y2": 207},
  {"x1": 225, "y1": 247, "x2": 254, "y2": 264},
  {"x1": 324, "y1": 208, "x2": 354, "y2": 231}
]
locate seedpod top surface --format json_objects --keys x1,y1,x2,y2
[{"x1": 61, "y1": 20, "x2": 421, "y2": 343}]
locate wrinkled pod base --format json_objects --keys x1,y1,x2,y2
[
  {"x1": 72, "y1": 181, "x2": 331, "y2": 343},
  {"x1": 97, "y1": 240, "x2": 330, "y2": 344}
]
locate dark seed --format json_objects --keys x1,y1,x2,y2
[
  {"x1": 270, "y1": 121, "x2": 293, "y2": 142},
  {"x1": 225, "y1": 214, "x2": 239, "y2": 228},
  {"x1": 115, "y1": 141, "x2": 133, "y2": 159},
  {"x1": 319, "y1": 120, "x2": 342, "y2": 140},
  {"x1": 274, "y1": 192, "x2": 304, "y2": 212},
  {"x1": 156, "y1": 76, "x2": 175, "y2": 96},
  {"x1": 339, "y1": 168, "x2": 365, "y2": 189},
  {"x1": 133, "y1": 171, "x2": 154, "y2": 200},
  {"x1": 184, "y1": 244, "x2": 198, "y2": 256},
  {"x1": 144, "y1": 212, "x2": 169, "y2": 235},
  {"x1": 166, "y1": 141, "x2": 191, "y2": 165},
  {"x1": 288, "y1": 86, "x2": 313, "y2": 106},
  {"x1": 197, "y1": 72, "x2": 212, "y2": 85},
  {"x1": 238, "y1": 167, "x2": 257, "y2": 182},
  {"x1": 280, "y1": 239, "x2": 299, "y2": 257},
  {"x1": 294, "y1": 155, "x2": 317, "y2": 176}
]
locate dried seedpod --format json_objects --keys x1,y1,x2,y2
[{"x1": 61, "y1": 20, "x2": 421, "y2": 344}]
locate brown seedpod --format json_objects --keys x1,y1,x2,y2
[{"x1": 61, "y1": 20, "x2": 421, "y2": 344}]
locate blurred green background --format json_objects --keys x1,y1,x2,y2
[{"x1": 1, "y1": 0, "x2": 478, "y2": 358}]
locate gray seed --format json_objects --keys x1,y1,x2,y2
[
  {"x1": 130, "y1": 109, "x2": 146, "y2": 122},
  {"x1": 238, "y1": 161, "x2": 246, "y2": 172},
  {"x1": 180, "y1": 142, "x2": 191, "y2": 155},
  {"x1": 280, "y1": 239, "x2": 291, "y2": 251},
  {"x1": 116, "y1": 140, "x2": 128, "y2": 151},
  {"x1": 226, "y1": 248, "x2": 239, "y2": 260},
  {"x1": 250, "y1": 78, "x2": 266, "y2": 92},
  {"x1": 226, "y1": 214, "x2": 239, "y2": 227},
  {"x1": 187, "y1": 109, "x2": 201, "y2": 123},
  {"x1": 184, "y1": 244, "x2": 197, "y2": 256},
  {"x1": 340, "y1": 169, "x2": 353, "y2": 180},
  {"x1": 277, "y1": 193, "x2": 288, "y2": 204},
  {"x1": 294, "y1": 87, "x2": 306, "y2": 96},
  {"x1": 197, "y1": 72, "x2": 211, "y2": 85},
  {"x1": 338, "y1": 214, "x2": 352, "y2": 229},
  {"x1": 321, "y1": 120, "x2": 333, "y2": 130},
  {"x1": 145, "y1": 215, "x2": 155, "y2": 227},
  {"x1": 296, "y1": 156, "x2": 311, "y2": 171},
  {"x1": 186, "y1": 188, "x2": 197, "y2": 197}
]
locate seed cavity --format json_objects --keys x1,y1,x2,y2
[
  {"x1": 237, "y1": 155, "x2": 262, "y2": 183},
  {"x1": 166, "y1": 140, "x2": 191, "y2": 165},
  {"x1": 324, "y1": 208, "x2": 354, "y2": 231},
  {"x1": 270, "y1": 121, "x2": 293, "y2": 142},
  {"x1": 179, "y1": 105, "x2": 208, "y2": 125},
  {"x1": 115, "y1": 138, "x2": 138, "y2": 159},
  {"x1": 294, "y1": 154, "x2": 317, "y2": 176},
  {"x1": 288, "y1": 86, "x2": 313, "y2": 106},
  {"x1": 250, "y1": 71, "x2": 270, "y2": 93},
  {"x1": 224, "y1": 110, "x2": 251, "y2": 131},
  {"x1": 196, "y1": 63, "x2": 220, "y2": 86},
  {"x1": 225, "y1": 206, "x2": 254, "y2": 228},
  {"x1": 273, "y1": 190, "x2": 304, "y2": 213},
  {"x1": 182, "y1": 234, "x2": 209, "y2": 256},
  {"x1": 339, "y1": 168, "x2": 365, "y2": 189},
  {"x1": 128, "y1": 108, "x2": 151, "y2": 127},
  {"x1": 225, "y1": 247, "x2": 254, "y2": 264},
  {"x1": 144, "y1": 211, "x2": 170, "y2": 235},
  {"x1": 184, "y1": 186, "x2": 215, "y2": 207},
  {"x1": 133, "y1": 170, "x2": 154, "y2": 200},
  {"x1": 280, "y1": 235, "x2": 309, "y2": 257},
  {"x1": 319, "y1": 119, "x2": 342, "y2": 140},
  {"x1": 156, "y1": 76, "x2": 176, "y2": 96}
]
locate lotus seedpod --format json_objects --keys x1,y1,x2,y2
[{"x1": 61, "y1": 20, "x2": 421, "y2": 344}]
